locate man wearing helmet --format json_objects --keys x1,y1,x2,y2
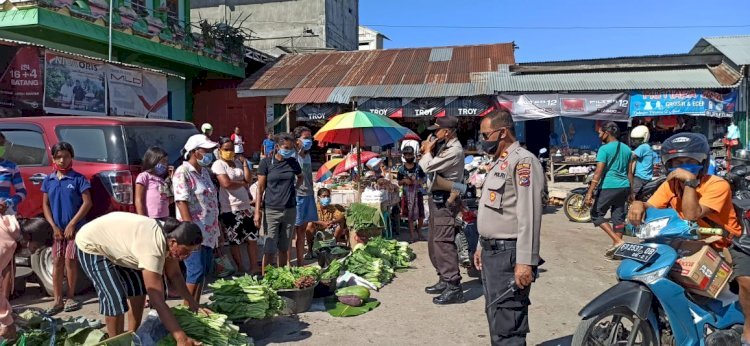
[
  {"x1": 201, "y1": 123, "x2": 214, "y2": 138},
  {"x1": 628, "y1": 133, "x2": 750, "y2": 342},
  {"x1": 629, "y1": 125, "x2": 656, "y2": 200}
]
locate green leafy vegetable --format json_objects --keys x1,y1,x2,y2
[
  {"x1": 261, "y1": 266, "x2": 321, "y2": 290},
  {"x1": 321, "y1": 259, "x2": 344, "y2": 280},
  {"x1": 156, "y1": 306, "x2": 249, "y2": 346},
  {"x1": 345, "y1": 203, "x2": 384, "y2": 231},
  {"x1": 208, "y1": 275, "x2": 284, "y2": 321},
  {"x1": 325, "y1": 298, "x2": 380, "y2": 317}
]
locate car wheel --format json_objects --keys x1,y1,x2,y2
[{"x1": 30, "y1": 246, "x2": 91, "y2": 296}]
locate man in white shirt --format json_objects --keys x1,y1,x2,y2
[{"x1": 230, "y1": 127, "x2": 245, "y2": 156}]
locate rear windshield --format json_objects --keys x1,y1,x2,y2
[
  {"x1": 56, "y1": 126, "x2": 126, "y2": 164},
  {"x1": 122, "y1": 125, "x2": 198, "y2": 166}
]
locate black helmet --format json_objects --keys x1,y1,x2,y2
[{"x1": 660, "y1": 133, "x2": 710, "y2": 171}]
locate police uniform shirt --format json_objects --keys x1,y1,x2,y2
[
  {"x1": 477, "y1": 141, "x2": 544, "y2": 266},
  {"x1": 419, "y1": 137, "x2": 465, "y2": 191}
]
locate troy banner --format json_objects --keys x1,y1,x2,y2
[
  {"x1": 356, "y1": 98, "x2": 403, "y2": 118},
  {"x1": 446, "y1": 96, "x2": 497, "y2": 117},
  {"x1": 108, "y1": 65, "x2": 168, "y2": 118},
  {"x1": 43, "y1": 51, "x2": 107, "y2": 116},
  {"x1": 630, "y1": 89, "x2": 737, "y2": 118},
  {"x1": 497, "y1": 93, "x2": 630, "y2": 122},
  {"x1": 0, "y1": 46, "x2": 43, "y2": 111},
  {"x1": 402, "y1": 98, "x2": 445, "y2": 118},
  {"x1": 297, "y1": 103, "x2": 341, "y2": 121}
]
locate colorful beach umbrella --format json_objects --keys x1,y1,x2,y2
[
  {"x1": 333, "y1": 151, "x2": 379, "y2": 175},
  {"x1": 314, "y1": 111, "x2": 416, "y2": 146},
  {"x1": 315, "y1": 158, "x2": 343, "y2": 182}
]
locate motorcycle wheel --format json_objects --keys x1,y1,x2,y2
[
  {"x1": 563, "y1": 193, "x2": 592, "y2": 223},
  {"x1": 572, "y1": 308, "x2": 657, "y2": 346}
]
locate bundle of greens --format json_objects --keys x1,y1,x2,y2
[
  {"x1": 261, "y1": 265, "x2": 321, "y2": 290},
  {"x1": 321, "y1": 259, "x2": 344, "y2": 280},
  {"x1": 156, "y1": 306, "x2": 249, "y2": 346},
  {"x1": 208, "y1": 275, "x2": 284, "y2": 321},
  {"x1": 345, "y1": 203, "x2": 383, "y2": 231},
  {"x1": 364, "y1": 237, "x2": 416, "y2": 269},
  {"x1": 12, "y1": 310, "x2": 106, "y2": 346},
  {"x1": 343, "y1": 248, "x2": 394, "y2": 289}
]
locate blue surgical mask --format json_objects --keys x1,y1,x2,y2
[
  {"x1": 668, "y1": 163, "x2": 702, "y2": 176},
  {"x1": 278, "y1": 148, "x2": 295, "y2": 158},
  {"x1": 320, "y1": 197, "x2": 331, "y2": 206},
  {"x1": 302, "y1": 139, "x2": 313, "y2": 151},
  {"x1": 154, "y1": 163, "x2": 168, "y2": 176},
  {"x1": 198, "y1": 152, "x2": 213, "y2": 167}
]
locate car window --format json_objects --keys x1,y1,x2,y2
[
  {"x1": 123, "y1": 125, "x2": 197, "y2": 166},
  {"x1": 55, "y1": 126, "x2": 126, "y2": 164},
  {"x1": 1, "y1": 130, "x2": 47, "y2": 166}
]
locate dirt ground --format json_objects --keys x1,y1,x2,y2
[{"x1": 12, "y1": 201, "x2": 622, "y2": 346}]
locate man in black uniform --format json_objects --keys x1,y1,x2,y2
[{"x1": 475, "y1": 110, "x2": 544, "y2": 345}]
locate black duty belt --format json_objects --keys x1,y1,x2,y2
[{"x1": 480, "y1": 237, "x2": 517, "y2": 251}]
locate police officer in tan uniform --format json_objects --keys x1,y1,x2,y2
[
  {"x1": 475, "y1": 110, "x2": 544, "y2": 345},
  {"x1": 419, "y1": 115, "x2": 466, "y2": 305}
]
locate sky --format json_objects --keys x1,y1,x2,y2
[{"x1": 359, "y1": 0, "x2": 750, "y2": 63}]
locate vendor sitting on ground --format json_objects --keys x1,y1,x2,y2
[{"x1": 306, "y1": 188, "x2": 347, "y2": 251}]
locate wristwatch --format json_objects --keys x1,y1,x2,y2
[{"x1": 684, "y1": 179, "x2": 700, "y2": 188}]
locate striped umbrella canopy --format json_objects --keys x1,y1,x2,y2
[
  {"x1": 333, "y1": 151, "x2": 380, "y2": 175},
  {"x1": 314, "y1": 110, "x2": 416, "y2": 146},
  {"x1": 314, "y1": 157, "x2": 344, "y2": 182}
]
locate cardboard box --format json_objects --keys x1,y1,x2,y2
[{"x1": 669, "y1": 240, "x2": 733, "y2": 298}]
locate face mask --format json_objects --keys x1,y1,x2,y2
[
  {"x1": 404, "y1": 157, "x2": 415, "y2": 163},
  {"x1": 0, "y1": 146, "x2": 5, "y2": 158},
  {"x1": 220, "y1": 150, "x2": 235, "y2": 161},
  {"x1": 668, "y1": 163, "x2": 702, "y2": 176},
  {"x1": 278, "y1": 148, "x2": 295, "y2": 159},
  {"x1": 301, "y1": 139, "x2": 313, "y2": 151},
  {"x1": 54, "y1": 162, "x2": 72, "y2": 173},
  {"x1": 154, "y1": 163, "x2": 168, "y2": 176},
  {"x1": 320, "y1": 197, "x2": 331, "y2": 207},
  {"x1": 197, "y1": 152, "x2": 213, "y2": 167},
  {"x1": 480, "y1": 140, "x2": 499, "y2": 155}
]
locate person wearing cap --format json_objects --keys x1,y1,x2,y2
[
  {"x1": 584, "y1": 122, "x2": 632, "y2": 259},
  {"x1": 419, "y1": 115, "x2": 466, "y2": 305},
  {"x1": 201, "y1": 123, "x2": 213, "y2": 138},
  {"x1": 474, "y1": 109, "x2": 544, "y2": 345},
  {"x1": 173, "y1": 134, "x2": 220, "y2": 305}
]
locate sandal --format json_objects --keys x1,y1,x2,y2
[
  {"x1": 64, "y1": 299, "x2": 82, "y2": 312},
  {"x1": 45, "y1": 303, "x2": 64, "y2": 316}
]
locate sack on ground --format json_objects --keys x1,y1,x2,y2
[{"x1": 214, "y1": 254, "x2": 235, "y2": 278}]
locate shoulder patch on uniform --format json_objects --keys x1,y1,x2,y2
[
  {"x1": 500, "y1": 161, "x2": 509, "y2": 170},
  {"x1": 517, "y1": 163, "x2": 531, "y2": 187}
]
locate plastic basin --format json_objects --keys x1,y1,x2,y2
[{"x1": 277, "y1": 285, "x2": 315, "y2": 314}]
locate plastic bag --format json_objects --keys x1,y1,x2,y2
[
  {"x1": 336, "y1": 271, "x2": 379, "y2": 291},
  {"x1": 136, "y1": 311, "x2": 168, "y2": 346},
  {"x1": 213, "y1": 254, "x2": 235, "y2": 278}
]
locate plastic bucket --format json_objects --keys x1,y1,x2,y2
[
  {"x1": 277, "y1": 285, "x2": 315, "y2": 314},
  {"x1": 313, "y1": 279, "x2": 336, "y2": 298}
]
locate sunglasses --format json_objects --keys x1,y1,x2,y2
[{"x1": 480, "y1": 128, "x2": 504, "y2": 140}]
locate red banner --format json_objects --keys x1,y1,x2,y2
[{"x1": 0, "y1": 46, "x2": 43, "y2": 110}]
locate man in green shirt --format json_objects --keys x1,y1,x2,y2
[{"x1": 584, "y1": 122, "x2": 632, "y2": 259}]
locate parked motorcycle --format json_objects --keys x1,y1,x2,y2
[
  {"x1": 573, "y1": 207, "x2": 744, "y2": 345},
  {"x1": 563, "y1": 175, "x2": 666, "y2": 223}
]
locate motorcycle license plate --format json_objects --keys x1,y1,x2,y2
[{"x1": 614, "y1": 243, "x2": 657, "y2": 263}]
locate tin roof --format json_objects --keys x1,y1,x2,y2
[
  {"x1": 692, "y1": 35, "x2": 750, "y2": 66},
  {"x1": 237, "y1": 42, "x2": 516, "y2": 102}
]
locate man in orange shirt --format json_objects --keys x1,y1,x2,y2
[{"x1": 628, "y1": 133, "x2": 749, "y2": 344}]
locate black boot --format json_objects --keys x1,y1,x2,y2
[
  {"x1": 424, "y1": 280, "x2": 447, "y2": 294},
  {"x1": 433, "y1": 283, "x2": 465, "y2": 305}
]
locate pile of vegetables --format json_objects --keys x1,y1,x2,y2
[
  {"x1": 320, "y1": 259, "x2": 344, "y2": 280},
  {"x1": 208, "y1": 275, "x2": 284, "y2": 321},
  {"x1": 156, "y1": 306, "x2": 248, "y2": 346},
  {"x1": 363, "y1": 237, "x2": 416, "y2": 269},
  {"x1": 344, "y1": 247, "x2": 394, "y2": 289},
  {"x1": 12, "y1": 310, "x2": 106, "y2": 346},
  {"x1": 345, "y1": 203, "x2": 383, "y2": 231},
  {"x1": 261, "y1": 265, "x2": 321, "y2": 290}
]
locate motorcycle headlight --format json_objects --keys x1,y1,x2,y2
[{"x1": 631, "y1": 267, "x2": 669, "y2": 285}]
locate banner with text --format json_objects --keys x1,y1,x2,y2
[
  {"x1": 402, "y1": 98, "x2": 445, "y2": 118},
  {"x1": 296, "y1": 103, "x2": 341, "y2": 121},
  {"x1": 0, "y1": 46, "x2": 43, "y2": 111},
  {"x1": 497, "y1": 93, "x2": 630, "y2": 122},
  {"x1": 630, "y1": 89, "x2": 737, "y2": 118},
  {"x1": 357, "y1": 98, "x2": 403, "y2": 118},
  {"x1": 446, "y1": 96, "x2": 497, "y2": 117},
  {"x1": 43, "y1": 51, "x2": 107, "y2": 116},
  {"x1": 108, "y1": 65, "x2": 168, "y2": 118}
]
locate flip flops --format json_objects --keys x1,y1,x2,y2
[
  {"x1": 45, "y1": 303, "x2": 64, "y2": 316},
  {"x1": 64, "y1": 299, "x2": 82, "y2": 312}
]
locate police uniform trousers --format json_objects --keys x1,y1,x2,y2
[
  {"x1": 427, "y1": 196, "x2": 461, "y2": 285},
  {"x1": 481, "y1": 238, "x2": 530, "y2": 346}
]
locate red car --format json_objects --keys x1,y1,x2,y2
[{"x1": 0, "y1": 116, "x2": 198, "y2": 295}]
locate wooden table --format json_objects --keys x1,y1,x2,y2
[{"x1": 547, "y1": 160, "x2": 597, "y2": 183}]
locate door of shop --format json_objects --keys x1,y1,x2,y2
[{"x1": 526, "y1": 119, "x2": 551, "y2": 156}]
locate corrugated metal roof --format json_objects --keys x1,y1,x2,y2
[
  {"x1": 238, "y1": 42, "x2": 516, "y2": 102},
  {"x1": 489, "y1": 67, "x2": 734, "y2": 92},
  {"x1": 700, "y1": 36, "x2": 750, "y2": 66}
]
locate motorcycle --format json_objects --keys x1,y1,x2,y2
[
  {"x1": 573, "y1": 207, "x2": 744, "y2": 345},
  {"x1": 563, "y1": 175, "x2": 666, "y2": 223}
]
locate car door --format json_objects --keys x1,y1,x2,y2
[{"x1": 0, "y1": 124, "x2": 52, "y2": 218}]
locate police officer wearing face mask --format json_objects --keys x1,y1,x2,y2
[
  {"x1": 419, "y1": 115, "x2": 466, "y2": 305},
  {"x1": 475, "y1": 110, "x2": 544, "y2": 346}
]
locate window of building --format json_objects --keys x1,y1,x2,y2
[{"x1": 166, "y1": 0, "x2": 185, "y2": 25}]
